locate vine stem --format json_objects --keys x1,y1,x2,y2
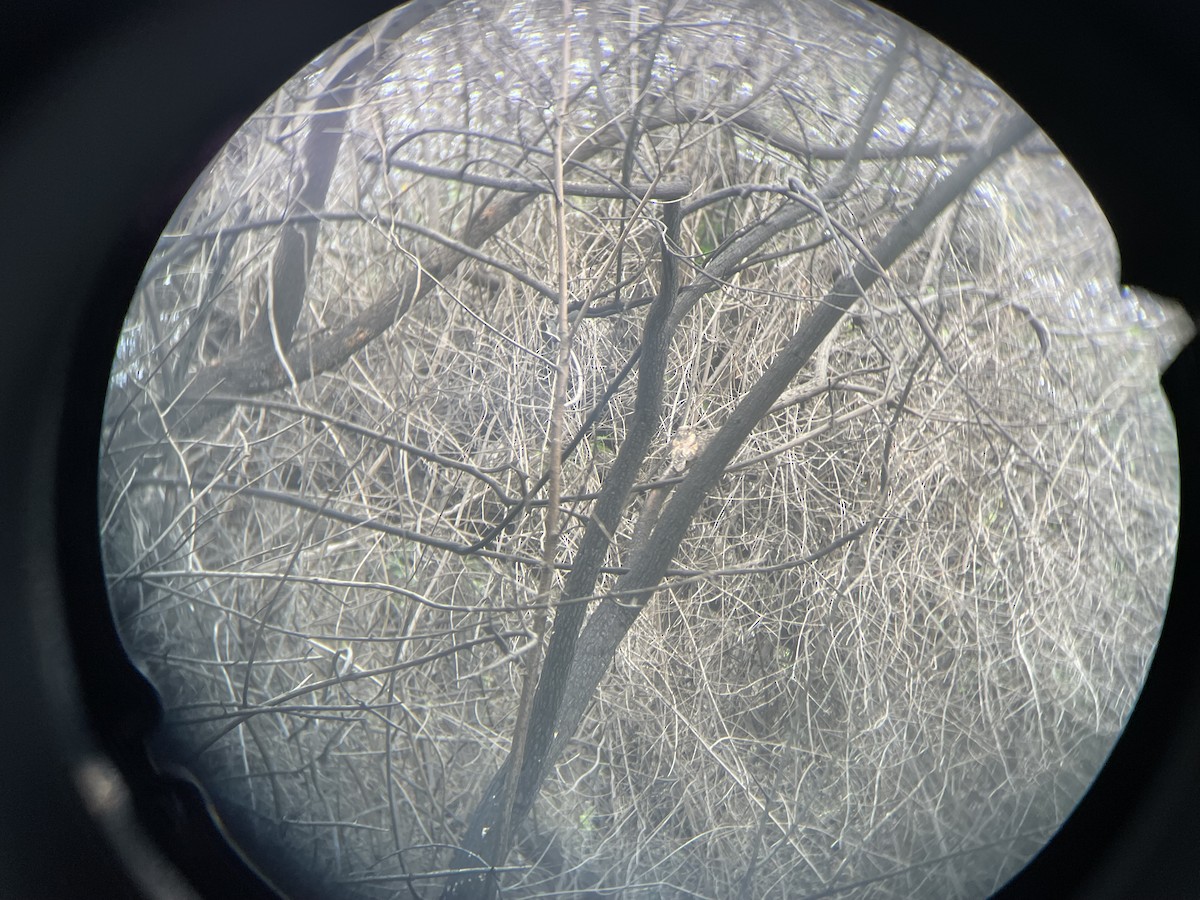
[{"x1": 487, "y1": 2, "x2": 575, "y2": 894}]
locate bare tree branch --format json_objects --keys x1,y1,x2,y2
[{"x1": 516, "y1": 111, "x2": 1037, "y2": 849}]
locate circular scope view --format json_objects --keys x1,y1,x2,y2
[{"x1": 99, "y1": 1, "x2": 1190, "y2": 897}]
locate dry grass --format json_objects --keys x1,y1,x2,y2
[{"x1": 99, "y1": 2, "x2": 1188, "y2": 898}]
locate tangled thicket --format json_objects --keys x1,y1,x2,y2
[{"x1": 100, "y1": 1, "x2": 1188, "y2": 897}]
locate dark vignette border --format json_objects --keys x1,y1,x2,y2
[{"x1": 0, "y1": 1, "x2": 1195, "y2": 897}]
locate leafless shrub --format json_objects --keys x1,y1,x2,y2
[{"x1": 100, "y1": 1, "x2": 1189, "y2": 898}]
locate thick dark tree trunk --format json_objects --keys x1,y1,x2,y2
[{"x1": 440, "y1": 109, "x2": 1035, "y2": 899}]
